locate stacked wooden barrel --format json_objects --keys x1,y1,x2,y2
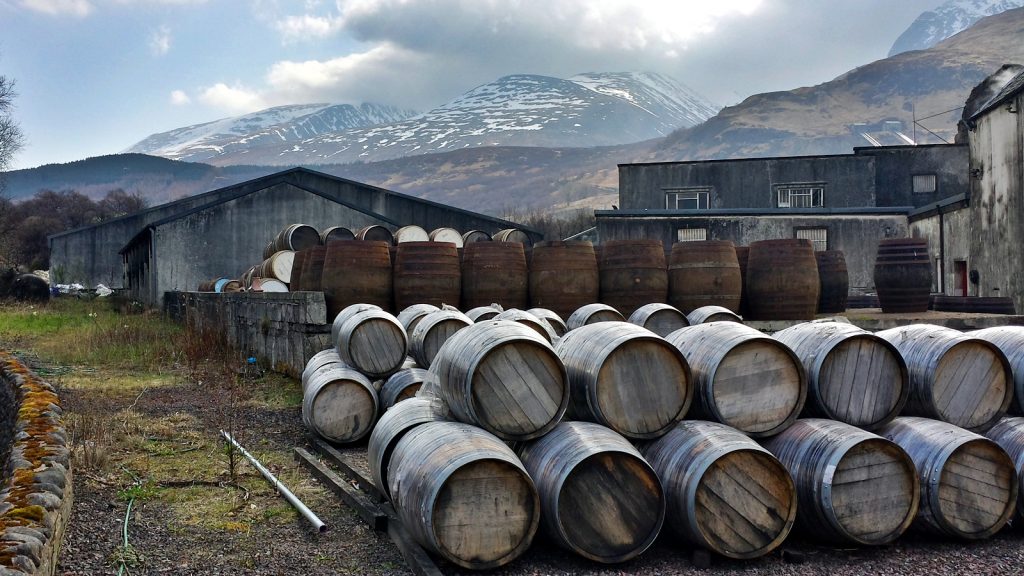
[
  {"x1": 815, "y1": 250, "x2": 849, "y2": 314},
  {"x1": 321, "y1": 241, "x2": 393, "y2": 316},
  {"x1": 668, "y1": 240, "x2": 742, "y2": 314},
  {"x1": 745, "y1": 239, "x2": 819, "y2": 320},
  {"x1": 874, "y1": 238, "x2": 931, "y2": 313},
  {"x1": 393, "y1": 242, "x2": 462, "y2": 310},
  {"x1": 529, "y1": 241, "x2": 599, "y2": 320},
  {"x1": 461, "y1": 241, "x2": 529, "y2": 310},
  {"x1": 598, "y1": 239, "x2": 668, "y2": 317}
]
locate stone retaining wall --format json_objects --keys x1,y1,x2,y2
[{"x1": 0, "y1": 352, "x2": 73, "y2": 576}]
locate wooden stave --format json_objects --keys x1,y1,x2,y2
[
  {"x1": 302, "y1": 366, "x2": 379, "y2": 443},
  {"x1": 598, "y1": 239, "x2": 669, "y2": 317},
  {"x1": 298, "y1": 245, "x2": 328, "y2": 292},
  {"x1": 465, "y1": 306, "x2": 502, "y2": 322},
  {"x1": 640, "y1": 420, "x2": 797, "y2": 559},
  {"x1": 972, "y1": 326, "x2": 1024, "y2": 414},
  {"x1": 762, "y1": 418, "x2": 919, "y2": 545},
  {"x1": 461, "y1": 241, "x2": 529, "y2": 310},
  {"x1": 388, "y1": 421, "x2": 540, "y2": 569},
  {"x1": 393, "y1": 241, "x2": 462, "y2": 310},
  {"x1": 773, "y1": 322, "x2": 909, "y2": 430},
  {"x1": 380, "y1": 367, "x2": 433, "y2": 409},
  {"x1": 876, "y1": 417, "x2": 1017, "y2": 539},
  {"x1": 686, "y1": 305, "x2": 743, "y2": 325},
  {"x1": 429, "y1": 320, "x2": 569, "y2": 441},
  {"x1": 668, "y1": 240, "x2": 743, "y2": 314},
  {"x1": 368, "y1": 396, "x2": 451, "y2": 500},
  {"x1": 321, "y1": 240, "x2": 394, "y2": 315},
  {"x1": 565, "y1": 303, "x2": 626, "y2": 332},
  {"x1": 627, "y1": 303, "x2": 690, "y2": 337},
  {"x1": 983, "y1": 416, "x2": 1024, "y2": 521},
  {"x1": 875, "y1": 324, "x2": 1012, "y2": 432},
  {"x1": 745, "y1": 239, "x2": 819, "y2": 321},
  {"x1": 529, "y1": 241, "x2": 599, "y2": 320},
  {"x1": 555, "y1": 321, "x2": 693, "y2": 440},
  {"x1": 815, "y1": 250, "x2": 849, "y2": 314},
  {"x1": 517, "y1": 421, "x2": 665, "y2": 563},
  {"x1": 333, "y1": 304, "x2": 408, "y2": 379},
  {"x1": 289, "y1": 249, "x2": 310, "y2": 291},
  {"x1": 495, "y1": 309, "x2": 558, "y2": 343},
  {"x1": 396, "y1": 303, "x2": 440, "y2": 334},
  {"x1": 734, "y1": 246, "x2": 750, "y2": 317},
  {"x1": 409, "y1": 309, "x2": 474, "y2": 369},
  {"x1": 665, "y1": 322, "x2": 807, "y2": 438},
  {"x1": 527, "y1": 308, "x2": 568, "y2": 338}
]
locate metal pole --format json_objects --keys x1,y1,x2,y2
[{"x1": 221, "y1": 430, "x2": 327, "y2": 533}]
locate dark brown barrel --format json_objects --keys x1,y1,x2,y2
[
  {"x1": 598, "y1": 239, "x2": 668, "y2": 317},
  {"x1": 321, "y1": 241, "x2": 393, "y2": 316},
  {"x1": 461, "y1": 242, "x2": 529, "y2": 310},
  {"x1": 389, "y1": 422, "x2": 540, "y2": 569},
  {"x1": 665, "y1": 322, "x2": 806, "y2": 438},
  {"x1": 565, "y1": 303, "x2": 625, "y2": 332},
  {"x1": 465, "y1": 306, "x2": 501, "y2": 322},
  {"x1": 393, "y1": 242, "x2": 462, "y2": 310},
  {"x1": 735, "y1": 246, "x2": 750, "y2": 316},
  {"x1": 527, "y1": 308, "x2": 567, "y2": 337},
  {"x1": 355, "y1": 224, "x2": 395, "y2": 244},
  {"x1": 517, "y1": 422, "x2": 665, "y2": 563},
  {"x1": 430, "y1": 320, "x2": 569, "y2": 441},
  {"x1": 878, "y1": 417, "x2": 1017, "y2": 539},
  {"x1": 409, "y1": 309, "x2": 473, "y2": 369},
  {"x1": 494, "y1": 309, "x2": 557, "y2": 344},
  {"x1": 493, "y1": 228, "x2": 532, "y2": 245},
  {"x1": 816, "y1": 250, "x2": 849, "y2": 314},
  {"x1": 556, "y1": 322, "x2": 692, "y2": 439},
  {"x1": 320, "y1": 226, "x2": 354, "y2": 244},
  {"x1": 874, "y1": 238, "x2": 931, "y2": 313},
  {"x1": 627, "y1": 303, "x2": 689, "y2": 337},
  {"x1": 368, "y1": 396, "x2": 450, "y2": 500},
  {"x1": 394, "y1": 225, "x2": 430, "y2": 243},
  {"x1": 380, "y1": 367, "x2": 432, "y2": 409},
  {"x1": 299, "y1": 245, "x2": 328, "y2": 292},
  {"x1": 641, "y1": 421, "x2": 797, "y2": 559},
  {"x1": 876, "y1": 324, "x2": 1012, "y2": 432},
  {"x1": 262, "y1": 239, "x2": 277, "y2": 261},
  {"x1": 462, "y1": 230, "x2": 492, "y2": 244},
  {"x1": 333, "y1": 304, "x2": 408, "y2": 379},
  {"x1": 396, "y1": 303, "x2": 440, "y2": 334},
  {"x1": 529, "y1": 241, "x2": 599, "y2": 320},
  {"x1": 983, "y1": 416, "x2": 1024, "y2": 521},
  {"x1": 973, "y1": 326, "x2": 1024, "y2": 413},
  {"x1": 745, "y1": 239, "x2": 819, "y2": 320},
  {"x1": 302, "y1": 365, "x2": 379, "y2": 444},
  {"x1": 274, "y1": 223, "x2": 321, "y2": 252},
  {"x1": 668, "y1": 240, "x2": 742, "y2": 314},
  {"x1": 686, "y1": 305, "x2": 742, "y2": 325},
  {"x1": 764, "y1": 419, "x2": 919, "y2": 545},
  {"x1": 774, "y1": 322, "x2": 908, "y2": 430},
  {"x1": 289, "y1": 249, "x2": 310, "y2": 290}
]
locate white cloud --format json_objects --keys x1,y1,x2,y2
[
  {"x1": 275, "y1": 13, "x2": 343, "y2": 43},
  {"x1": 150, "y1": 25, "x2": 171, "y2": 56},
  {"x1": 169, "y1": 89, "x2": 191, "y2": 105},
  {"x1": 19, "y1": 0, "x2": 93, "y2": 16},
  {"x1": 198, "y1": 83, "x2": 267, "y2": 114}
]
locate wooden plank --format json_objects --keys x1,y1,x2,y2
[
  {"x1": 294, "y1": 447, "x2": 388, "y2": 531},
  {"x1": 309, "y1": 436, "x2": 386, "y2": 502}
]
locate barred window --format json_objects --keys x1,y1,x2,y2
[
  {"x1": 677, "y1": 228, "x2": 708, "y2": 242},
  {"x1": 913, "y1": 174, "x2": 937, "y2": 194},
  {"x1": 777, "y1": 185, "x2": 824, "y2": 208},
  {"x1": 795, "y1": 228, "x2": 828, "y2": 251}
]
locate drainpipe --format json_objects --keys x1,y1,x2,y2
[{"x1": 937, "y1": 203, "x2": 945, "y2": 294}]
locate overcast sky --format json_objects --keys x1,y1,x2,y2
[{"x1": 0, "y1": 0, "x2": 942, "y2": 170}]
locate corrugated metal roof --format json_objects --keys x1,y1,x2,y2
[{"x1": 970, "y1": 68, "x2": 1024, "y2": 120}]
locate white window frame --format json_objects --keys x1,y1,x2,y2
[
  {"x1": 795, "y1": 228, "x2": 828, "y2": 252},
  {"x1": 776, "y1": 184, "x2": 825, "y2": 208},
  {"x1": 913, "y1": 174, "x2": 937, "y2": 194},
  {"x1": 677, "y1": 228, "x2": 708, "y2": 242},
  {"x1": 665, "y1": 187, "x2": 711, "y2": 210}
]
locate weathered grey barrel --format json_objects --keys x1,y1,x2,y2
[
  {"x1": 527, "y1": 308, "x2": 567, "y2": 337},
  {"x1": 301, "y1": 349, "x2": 346, "y2": 392},
  {"x1": 333, "y1": 304, "x2": 408, "y2": 379},
  {"x1": 273, "y1": 223, "x2": 321, "y2": 252},
  {"x1": 355, "y1": 224, "x2": 395, "y2": 244},
  {"x1": 877, "y1": 417, "x2": 1017, "y2": 539},
  {"x1": 556, "y1": 322, "x2": 692, "y2": 439},
  {"x1": 984, "y1": 416, "x2": 1024, "y2": 521},
  {"x1": 566, "y1": 303, "x2": 625, "y2": 331},
  {"x1": 409, "y1": 309, "x2": 473, "y2": 368},
  {"x1": 396, "y1": 303, "x2": 440, "y2": 335},
  {"x1": 302, "y1": 365, "x2": 379, "y2": 444},
  {"x1": 462, "y1": 230, "x2": 492, "y2": 243},
  {"x1": 876, "y1": 324, "x2": 1012, "y2": 432},
  {"x1": 773, "y1": 321, "x2": 909, "y2": 430},
  {"x1": 320, "y1": 226, "x2": 355, "y2": 244},
  {"x1": 665, "y1": 322, "x2": 806, "y2": 437},
  {"x1": 492, "y1": 228, "x2": 532, "y2": 244},
  {"x1": 641, "y1": 421, "x2": 797, "y2": 559},
  {"x1": 517, "y1": 421, "x2": 665, "y2": 563},
  {"x1": 495, "y1": 309, "x2": 557, "y2": 343},
  {"x1": 686, "y1": 305, "x2": 742, "y2": 325},
  {"x1": 465, "y1": 305, "x2": 502, "y2": 322},
  {"x1": 627, "y1": 303, "x2": 689, "y2": 337},
  {"x1": 430, "y1": 227, "x2": 464, "y2": 247},
  {"x1": 380, "y1": 368, "x2": 432, "y2": 409},
  {"x1": 368, "y1": 396, "x2": 450, "y2": 500},
  {"x1": 972, "y1": 326, "x2": 1024, "y2": 414},
  {"x1": 763, "y1": 419, "x2": 919, "y2": 545},
  {"x1": 394, "y1": 225, "x2": 430, "y2": 243},
  {"x1": 430, "y1": 320, "x2": 569, "y2": 441},
  {"x1": 389, "y1": 421, "x2": 540, "y2": 569}
]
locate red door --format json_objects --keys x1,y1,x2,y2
[{"x1": 954, "y1": 260, "x2": 967, "y2": 296}]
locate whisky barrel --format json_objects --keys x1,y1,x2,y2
[
  {"x1": 302, "y1": 365, "x2": 379, "y2": 444},
  {"x1": 240, "y1": 265, "x2": 259, "y2": 290},
  {"x1": 298, "y1": 245, "x2": 328, "y2": 292},
  {"x1": 493, "y1": 228, "x2": 532, "y2": 245},
  {"x1": 668, "y1": 240, "x2": 743, "y2": 314},
  {"x1": 389, "y1": 422, "x2": 540, "y2": 569},
  {"x1": 462, "y1": 230, "x2": 492, "y2": 244},
  {"x1": 381, "y1": 368, "x2": 432, "y2": 409},
  {"x1": 333, "y1": 304, "x2": 408, "y2": 379},
  {"x1": 529, "y1": 241, "x2": 599, "y2": 320},
  {"x1": 773, "y1": 322, "x2": 908, "y2": 430},
  {"x1": 598, "y1": 239, "x2": 668, "y2": 317},
  {"x1": 273, "y1": 223, "x2": 321, "y2": 252},
  {"x1": 368, "y1": 396, "x2": 451, "y2": 500},
  {"x1": 430, "y1": 227, "x2": 464, "y2": 247},
  {"x1": 409, "y1": 309, "x2": 473, "y2": 368},
  {"x1": 556, "y1": 322, "x2": 692, "y2": 439},
  {"x1": 217, "y1": 279, "x2": 242, "y2": 293},
  {"x1": 877, "y1": 417, "x2": 1017, "y2": 539},
  {"x1": 321, "y1": 240, "x2": 393, "y2": 316},
  {"x1": 258, "y1": 250, "x2": 295, "y2": 283},
  {"x1": 745, "y1": 239, "x2": 819, "y2": 320},
  {"x1": 734, "y1": 246, "x2": 750, "y2": 316},
  {"x1": 465, "y1": 306, "x2": 501, "y2": 322},
  {"x1": 461, "y1": 241, "x2": 529, "y2": 310},
  {"x1": 394, "y1": 225, "x2": 430, "y2": 243},
  {"x1": 565, "y1": 303, "x2": 625, "y2": 331},
  {"x1": 641, "y1": 421, "x2": 797, "y2": 559},
  {"x1": 393, "y1": 241, "x2": 462, "y2": 310},
  {"x1": 248, "y1": 278, "x2": 288, "y2": 292},
  {"x1": 983, "y1": 417, "x2": 1024, "y2": 521},
  {"x1": 197, "y1": 278, "x2": 226, "y2": 292},
  {"x1": 665, "y1": 322, "x2": 806, "y2": 437},
  {"x1": 320, "y1": 226, "x2": 354, "y2": 245},
  {"x1": 763, "y1": 419, "x2": 919, "y2": 545},
  {"x1": 628, "y1": 303, "x2": 689, "y2": 337},
  {"x1": 816, "y1": 250, "x2": 849, "y2": 314},
  {"x1": 355, "y1": 224, "x2": 394, "y2": 244},
  {"x1": 973, "y1": 326, "x2": 1024, "y2": 413},
  {"x1": 495, "y1": 309, "x2": 557, "y2": 343},
  {"x1": 527, "y1": 308, "x2": 567, "y2": 338},
  {"x1": 430, "y1": 320, "x2": 569, "y2": 441},
  {"x1": 289, "y1": 249, "x2": 310, "y2": 290},
  {"x1": 517, "y1": 421, "x2": 665, "y2": 563},
  {"x1": 686, "y1": 305, "x2": 742, "y2": 325},
  {"x1": 875, "y1": 324, "x2": 1012, "y2": 432},
  {"x1": 301, "y1": 349, "x2": 346, "y2": 393},
  {"x1": 262, "y1": 239, "x2": 277, "y2": 261},
  {"x1": 874, "y1": 238, "x2": 931, "y2": 313},
  {"x1": 396, "y1": 303, "x2": 440, "y2": 335}
]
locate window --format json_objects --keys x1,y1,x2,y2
[
  {"x1": 795, "y1": 228, "x2": 828, "y2": 251},
  {"x1": 677, "y1": 228, "x2": 708, "y2": 242},
  {"x1": 913, "y1": 174, "x2": 937, "y2": 194},
  {"x1": 776, "y1": 185, "x2": 824, "y2": 208},
  {"x1": 665, "y1": 188, "x2": 710, "y2": 210}
]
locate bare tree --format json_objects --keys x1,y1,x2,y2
[{"x1": 1, "y1": 72, "x2": 25, "y2": 175}]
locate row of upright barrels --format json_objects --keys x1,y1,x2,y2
[{"x1": 263, "y1": 223, "x2": 531, "y2": 259}]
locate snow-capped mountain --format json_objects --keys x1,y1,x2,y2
[
  {"x1": 126, "y1": 72, "x2": 719, "y2": 166},
  {"x1": 888, "y1": 0, "x2": 1024, "y2": 56},
  {"x1": 126, "y1": 103, "x2": 417, "y2": 160}
]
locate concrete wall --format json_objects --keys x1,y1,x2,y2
[
  {"x1": 857, "y1": 145, "x2": 969, "y2": 208},
  {"x1": 909, "y1": 204, "x2": 972, "y2": 295},
  {"x1": 596, "y1": 211, "x2": 909, "y2": 291},
  {"x1": 969, "y1": 91, "x2": 1024, "y2": 311}
]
